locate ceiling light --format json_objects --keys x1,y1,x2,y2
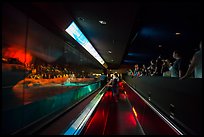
[
  {"x1": 99, "y1": 20, "x2": 106, "y2": 25},
  {"x1": 65, "y1": 21, "x2": 107, "y2": 68},
  {"x1": 158, "y1": 45, "x2": 162, "y2": 47},
  {"x1": 175, "y1": 32, "x2": 181, "y2": 35},
  {"x1": 108, "y1": 50, "x2": 112, "y2": 54}
]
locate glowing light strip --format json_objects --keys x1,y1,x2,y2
[
  {"x1": 65, "y1": 22, "x2": 107, "y2": 68},
  {"x1": 123, "y1": 90, "x2": 145, "y2": 135},
  {"x1": 64, "y1": 86, "x2": 107, "y2": 135},
  {"x1": 132, "y1": 107, "x2": 138, "y2": 118},
  {"x1": 124, "y1": 81, "x2": 184, "y2": 135}
]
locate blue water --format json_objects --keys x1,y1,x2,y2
[{"x1": 63, "y1": 82, "x2": 87, "y2": 86}]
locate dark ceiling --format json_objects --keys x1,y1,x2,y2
[{"x1": 10, "y1": 1, "x2": 202, "y2": 70}]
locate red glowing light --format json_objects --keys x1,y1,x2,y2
[
  {"x1": 118, "y1": 82, "x2": 123, "y2": 87},
  {"x1": 128, "y1": 113, "x2": 137, "y2": 126},
  {"x1": 3, "y1": 46, "x2": 32, "y2": 64}
]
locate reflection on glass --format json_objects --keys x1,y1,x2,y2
[{"x1": 1, "y1": 6, "x2": 103, "y2": 134}]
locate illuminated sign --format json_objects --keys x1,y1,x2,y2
[{"x1": 65, "y1": 22, "x2": 107, "y2": 68}]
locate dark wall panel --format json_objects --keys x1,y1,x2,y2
[{"x1": 124, "y1": 75, "x2": 202, "y2": 135}]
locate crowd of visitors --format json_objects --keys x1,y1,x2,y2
[{"x1": 127, "y1": 41, "x2": 202, "y2": 79}]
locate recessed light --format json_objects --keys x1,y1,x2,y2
[
  {"x1": 175, "y1": 32, "x2": 181, "y2": 35},
  {"x1": 108, "y1": 50, "x2": 112, "y2": 54},
  {"x1": 111, "y1": 59, "x2": 114, "y2": 62},
  {"x1": 158, "y1": 45, "x2": 162, "y2": 47},
  {"x1": 99, "y1": 20, "x2": 107, "y2": 25}
]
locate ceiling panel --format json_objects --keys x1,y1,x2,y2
[{"x1": 9, "y1": 1, "x2": 202, "y2": 70}]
